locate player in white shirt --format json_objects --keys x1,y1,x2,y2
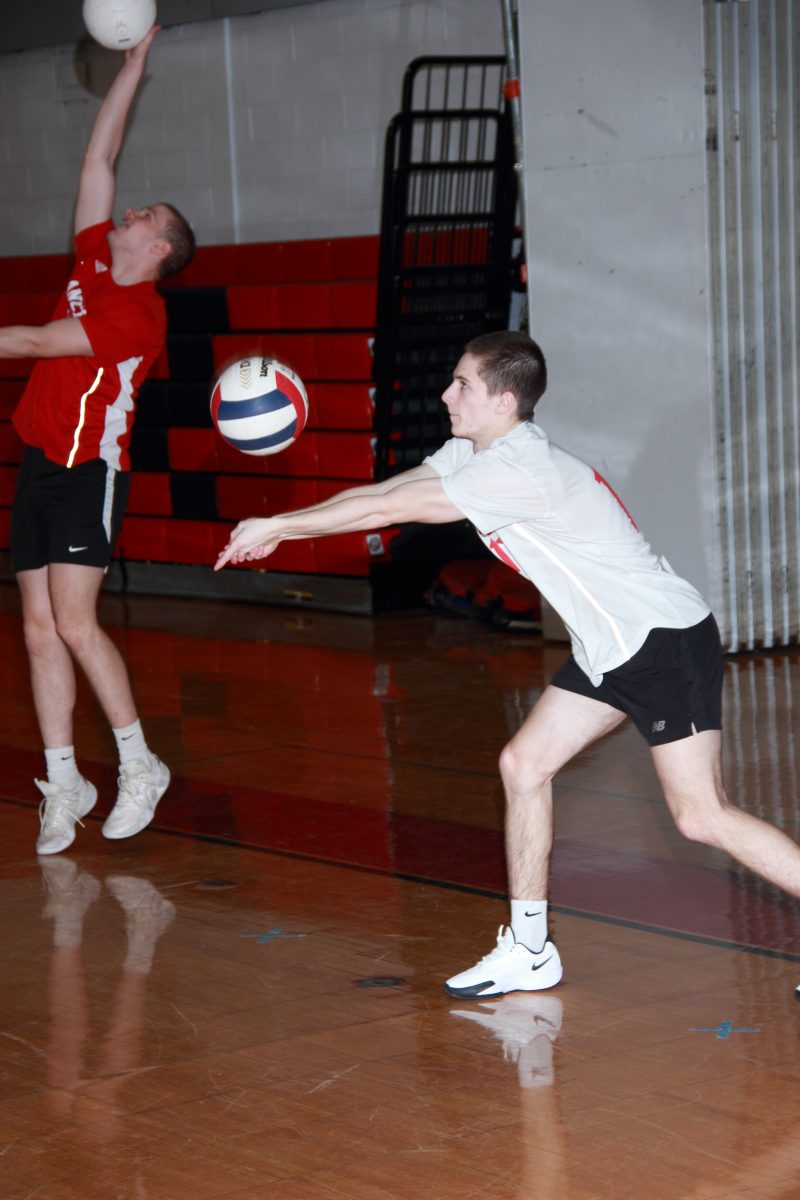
[{"x1": 217, "y1": 331, "x2": 800, "y2": 998}]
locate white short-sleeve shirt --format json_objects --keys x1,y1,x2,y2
[{"x1": 425, "y1": 421, "x2": 710, "y2": 685}]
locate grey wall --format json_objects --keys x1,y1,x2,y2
[
  {"x1": 1, "y1": 1, "x2": 312, "y2": 54},
  {"x1": 0, "y1": 0, "x2": 503, "y2": 254},
  {"x1": 517, "y1": 0, "x2": 720, "y2": 614}
]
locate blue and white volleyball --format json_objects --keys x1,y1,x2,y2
[{"x1": 210, "y1": 357, "x2": 309, "y2": 456}]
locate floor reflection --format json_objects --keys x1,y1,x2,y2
[
  {"x1": 40, "y1": 859, "x2": 175, "y2": 1140},
  {"x1": 450, "y1": 993, "x2": 563, "y2": 1090}
]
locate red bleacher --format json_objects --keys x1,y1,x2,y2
[{"x1": 0, "y1": 234, "x2": 399, "y2": 589}]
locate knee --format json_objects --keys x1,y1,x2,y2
[
  {"x1": 22, "y1": 608, "x2": 61, "y2": 657},
  {"x1": 499, "y1": 740, "x2": 552, "y2": 796},
  {"x1": 52, "y1": 608, "x2": 99, "y2": 656},
  {"x1": 669, "y1": 796, "x2": 726, "y2": 849}
]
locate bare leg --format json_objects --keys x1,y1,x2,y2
[
  {"x1": 652, "y1": 730, "x2": 800, "y2": 897},
  {"x1": 444, "y1": 685, "x2": 627, "y2": 997},
  {"x1": 17, "y1": 563, "x2": 138, "y2": 748},
  {"x1": 17, "y1": 567, "x2": 78, "y2": 748},
  {"x1": 499, "y1": 685, "x2": 626, "y2": 898}
]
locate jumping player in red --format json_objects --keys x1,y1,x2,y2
[
  {"x1": 4, "y1": 28, "x2": 194, "y2": 855},
  {"x1": 216, "y1": 330, "x2": 800, "y2": 997}
]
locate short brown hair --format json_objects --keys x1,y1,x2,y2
[
  {"x1": 157, "y1": 203, "x2": 195, "y2": 279},
  {"x1": 465, "y1": 330, "x2": 547, "y2": 420}
]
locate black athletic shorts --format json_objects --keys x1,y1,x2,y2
[
  {"x1": 550, "y1": 612, "x2": 724, "y2": 747},
  {"x1": 11, "y1": 446, "x2": 130, "y2": 572}
]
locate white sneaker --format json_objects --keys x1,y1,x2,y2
[
  {"x1": 35, "y1": 776, "x2": 97, "y2": 855},
  {"x1": 102, "y1": 755, "x2": 170, "y2": 840},
  {"x1": 450, "y1": 994, "x2": 563, "y2": 1088},
  {"x1": 444, "y1": 926, "x2": 563, "y2": 999}
]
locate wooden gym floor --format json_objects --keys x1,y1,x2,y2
[{"x1": 0, "y1": 581, "x2": 798, "y2": 1199}]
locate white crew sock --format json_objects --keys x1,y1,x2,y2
[
  {"x1": 510, "y1": 899, "x2": 549, "y2": 954},
  {"x1": 45, "y1": 746, "x2": 81, "y2": 790},
  {"x1": 113, "y1": 720, "x2": 148, "y2": 765}
]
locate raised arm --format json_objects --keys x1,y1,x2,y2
[
  {"x1": 215, "y1": 471, "x2": 463, "y2": 570},
  {"x1": 74, "y1": 26, "x2": 159, "y2": 235}
]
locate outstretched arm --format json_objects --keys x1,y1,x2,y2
[
  {"x1": 74, "y1": 26, "x2": 159, "y2": 234},
  {"x1": 0, "y1": 318, "x2": 93, "y2": 359},
  {"x1": 215, "y1": 473, "x2": 462, "y2": 570}
]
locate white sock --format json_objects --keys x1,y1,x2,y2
[
  {"x1": 510, "y1": 899, "x2": 549, "y2": 954},
  {"x1": 45, "y1": 746, "x2": 81, "y2": 790},
  {"x1": 113, "y1": 720, "x2": 148, "y2": 765}
]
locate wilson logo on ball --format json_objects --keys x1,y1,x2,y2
[{"x1": 210, "y1": 356, "x2": 309, "y2": 457}]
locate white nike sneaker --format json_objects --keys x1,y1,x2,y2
[
  {"x1": 102, "y1": 755, "x2": 170, "y2": 840},
  {"x1": 444, "y1": 926, "x2": 563, "y2": 999},
  {"x1": 450, "y1": 993, "x2": 563, "y2": 1088},
  {"x1": 35, "y1": 776, "x2": 97, "y2": 855}
]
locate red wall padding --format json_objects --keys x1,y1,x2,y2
[
  {"x1": 0, "y1": 295, "x2": 59, "y2": 325},
  {"x1": 128, "y1": 472, "x2": 173, "y2": 516},
  {"x1": 0, "y1": 382, "x2": 25, "y2": 421},
  {"x1": 0, "y1": 360, "x2": 33, "y2": 380},
  {"x1": 0, "y1": 423, "x2": 22, "y2": 464},
  {"x1": 215, "y1": 475, "x2": 354, "y2": 519},
  {"x1": 227, "y1": 281, "x2": 377, "y2": 331},
  {"x1": 161, "y1": 235, "x2": 379, "y2": 289},
  {"x1": 169, "y1": 428, "x2": 374, "y2": 480},
  {"x1": 305, "y1": 384, "x2": 373, "y2": 431},
  {"x1": 212, "y1": 333, "x2": 373, "y2": 382},
  {"x1": 0, "y1": 464, "x2": 17, "y2": 505},
  {"x1": 0, "y1": 254, "x2": 71, "y2": 293}
]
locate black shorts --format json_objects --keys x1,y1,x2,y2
[
  {"x1": 11, "y1": 446, "x2": 130, "y2": 572},
  {"x1": 550, "y1": 613, "x2": 723, "y2": 747}
]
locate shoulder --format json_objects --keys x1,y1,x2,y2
[
  {"x1": 74, "y1": 220, "x2": 114, "y2": 262},
  {"x1": 496, "y1": 420, "x2": 549, "y2": 456},
  {"x1": 425, "y1": 437, "x2": 474, "y2": 474}
]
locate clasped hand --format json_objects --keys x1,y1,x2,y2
[{"x1": 214, "y1": 518, "x2": 279, "y2": 570}]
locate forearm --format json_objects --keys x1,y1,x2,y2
[
  {"x1": 75, "y1": 30, "x2": 156, "y2": 230},
  {"x1": 273, "y1": 493, "x2": 394, "y2": 542},
  {"x1": 215, "y1": 475, "x2": 461, "y2": 569},
  {"x1": 0, "y1": 326, "x2": 40, "y2": 359},
  {"x1": 292, "y1": 470, "x2": 428, "y2": 519},
  {"x1": 84, "y1": 49, "x2": 150, "y2": 169},
  {"x1": 0, "y1": 319, "x2": 93, "y2": 360}
]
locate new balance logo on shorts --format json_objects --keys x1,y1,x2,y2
[{"x1": 651, "y1": 719, "x2": 666, "y2": 733}]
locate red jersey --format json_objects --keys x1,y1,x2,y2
[{"x1": 12, "y1": 221, "x2": 166, "y2": 471}]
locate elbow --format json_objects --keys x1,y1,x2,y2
[
  {"x1": 23, "y1": 331, "x2": 44, "y2": 357},
  {"x1": 367, "y1": 507, "x2": 392, "y2": 529}
]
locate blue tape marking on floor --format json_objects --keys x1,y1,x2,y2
[
  {"x1": 240, "y1": 929, "x2": 306, "y2": 944},
  {"x1": 690, "y1": 1019, "x2": 761, "y2": 1040}
]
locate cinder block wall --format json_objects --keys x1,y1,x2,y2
[{"x1": 0, "y1": 0, "x2": 503, "y2": 255}]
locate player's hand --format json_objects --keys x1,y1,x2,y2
[
  {"x1": 125, "y1": 24, "x2": 160, "y2": 64},
  {"x1": 214, "y1": 518, "x2": 280, "y2": 570}
]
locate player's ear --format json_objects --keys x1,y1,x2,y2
[
  {"x1": 149, "y1": 238, "x2": 171, "y2": 272},
  {"x1": 497, "y1": 390, "x2": 517, "y2": 415}
]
